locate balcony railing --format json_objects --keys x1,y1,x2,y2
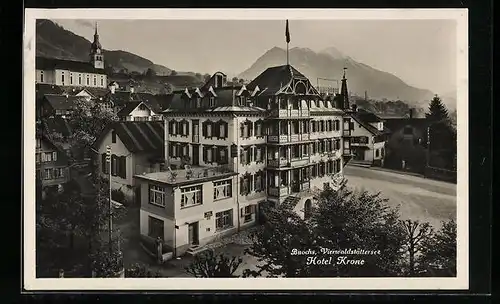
[
  {"x1": 269, "y1": 108, "x2": 310, "y2": 118},
  {"x1": 267, "y1": 158, "x2": 288, "y2": 168},
  {"x1": 268, "y1": 186, "x2": 290, "y2": 197},
  {"x1": 267, "y1": 133, "x2": 311, "y2": 144},
  {"x1": 290, "y1": 157, "x2": 310, "y2": 167}
]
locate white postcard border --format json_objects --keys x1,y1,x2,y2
[{"x1": 23, "y1": 8, "x2": 469, "y2": 291}]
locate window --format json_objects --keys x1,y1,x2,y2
[
  {"x1": 209, "y1": 97, "x2": 215, "y2": 107},
  {"x1": 148, "y1": 216, "x2": 164, "y2": 240},
  {"x1": 61, "y1": 72, "x2": 65, "y2": 84},
  {"x1": 181, "y1": 185, "x2": 202, "y2": 208},
  {"x1": 242, "y1": 205, "x2": 254, "y2": 223},
  {"x1": 40, "y1": 71, "x2": 44, "y2": 82},
  {"x1": 35, "y1": 153, "x2": 41, "y2": 163},
  {"x1": 215, "y1": 209, "x2": 233, "y2": 231},
  {"x1": 254, "y1": 171, "x2": 264, "y2": 192},
  {"x1": 220, "y1": 123, "x2": 225, "y2": 138},
  {"x1": 207, "y1": 123, "x2": 212, "y2": 137},
  {"x1": 36, "y1": 138, "x2": 41, "y2": 149},
  {"x1": 44, "y1": 168, "x2": 53, "y2": 180},
  {"x1": 240, "y1": 175, "x2": 252, "y2": 195},
  {"x1": 86, "y1": 76, "x2": 90, "y2": 85},
  {"x1": 255, "y1": 121, "x2": 263, "y2": 137},
  {"x1": 111, "y1": 130, "x2": 116, "y2": 143},
  {"x1": 213, "y1": 179, "x2": 232, "y2": 201},
  {"x1": 93, "y1": 76, "x2": 97, "y2": 86},
  {"x1": 70, "y1": 73, "x2": 73, "y2": 84},
  {"x1": 375, "y1": 149, "x2": 380, "y2": 158},
  {"x1": 101, "y1": 77, "x2": 104, "y2": 86},
  {"x1": 43, "y1": 152, "x2": 55, "y2": 162},
  {"x1": 149, "y1": 184, "x2": 166, "y2": 207},
  {"x1": 53, "y1": 168, "x2": 64, "y2": 179},
  {"x1": 79, "y1": 74, "x2": 82, "y2": 85}
]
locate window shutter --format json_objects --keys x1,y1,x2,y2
[
  {"x1": 223, "y1": 122, "x2": 228, "y2": 139},
  {"x1": 249, "y1": 121, "x2": 254, "y2": 136},
  {"x1": 101, "y1": 153, "x2": 106, "y2": 174},
  {"x1": 240, "y1": 208, "x2": 244, "y2": 217},
  {"x1": 121, "y1": 156, "x2": 127, "y2": 178},
  {"x1": 203, "y1": 146, "x2": 207, "y2": 162},
  {"x1": 240, "y1": 124, "x2": 244, "y2": 137},
  {"x1": 186, "y1": 121, "x2": 190, "y2": 136}
]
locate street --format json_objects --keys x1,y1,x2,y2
[{"x1": 343, "y1": 165, "x2": 457, "y2": 228}]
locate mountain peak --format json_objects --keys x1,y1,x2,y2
[{"x1": 319, "y1": 46, "x2": 346, "y2": 60}]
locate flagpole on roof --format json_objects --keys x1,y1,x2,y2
[{"x1": 285, "y1": 20, "x2": 290, "y2": 66}]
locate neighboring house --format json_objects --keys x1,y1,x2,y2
[
  {"x1": 135, "y1": 165, "x2": 239, "y2": 256},
  {"x1": 37, "y1": 94, "x2": 87, "y2": 118},
  {"x1": 36, "y1": 127, "x2": 71, "y2": 189},
  {"x1": 136, "y1": 65, "x2": 352, "y2": 257},
  {"x1": 116, "y1": 101, "x2": 162, "y2": 122},
  {"x1": 35, "y1": 25, "x2": 107, "y2": 88},
  {"x1": 93, "y1": 121, "x2": 165, "y2": 203},
  {"x1": 383, "y1": 109, "x2": 430, "y2": 172},
  {"x1": 347, "y1": 106, "x2": 390, "y2": 166}
]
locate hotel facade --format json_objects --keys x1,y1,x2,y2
[{"x1": 134, "y1": 66, "x2": 354, "y2": 257}]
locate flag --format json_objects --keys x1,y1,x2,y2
[{"x1": 285, "y1": 20, "x2": 290, "y2": 43}]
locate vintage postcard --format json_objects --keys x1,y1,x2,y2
[{"x1": 23, "y1": 8, "x2": 468, "y2": 291}]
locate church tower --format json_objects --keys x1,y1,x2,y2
[
  {"x1": 340, "y1": 67, "x2": 350, "y2": 110},
  {"x1": 89, "y1": 22, "x2": 104, "y2": 69}
]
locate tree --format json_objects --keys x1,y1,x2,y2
[
  {"x1": 420, "y1": 219, "x2": 457, "y2": 276},
  {"x1": 170, "y1": 70, "x2": 178, "y2": 76},
  {"x1": 426, "y1": 95, "x2": 450, "y2": 123},
  {"x1": 145, "y1": 68, "x2": 157, "y2": 78},
  {"x1": 125, "y1": 263, "x2": 162, "y2": 277},
  {"x1": 185, "y1": 250, "x2": 243, "y2": 278},
  {"x1": 244, "y1": 200, "x2": 318, "y2": 278},
  {"x1": 232, "y1": 77, "x2": 239, "y2": 83},
  {"x1": 238, "y1": 78, "x2": 245, "y2": 84},
  {"x1": 64, "y1": 98, "x2": 118, "y2": 160},
  {"x1": 400, "y1": 219, "x2": 435, "y2": 276},
  {"x1": 245, "y1": 180, "x2": 407, "y2": 277},
  {"x1": 203, "y1": 73, "x2": 211, "y2": 82}
]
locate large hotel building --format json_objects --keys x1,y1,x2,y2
[{"x1": 134, "y1": 65, "x2": 354, "y2": 257}]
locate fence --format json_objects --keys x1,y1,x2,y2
[{"x1": 424, "y1": 166, "x2": 457, "y2": 183}]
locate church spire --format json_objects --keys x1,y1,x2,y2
[
  {"x1": 90, "y1": 21, "x2": 104, "y2": 69},
  {"x1": 340, "y1": 67, "x2": 349, "y2": 110}
]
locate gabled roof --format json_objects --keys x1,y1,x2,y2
[
  {"x1": 36, "y1": 56, "x2": 105, "y2": 74},
  {"x1": 42, "y1": 94, "x2": 86, "y2": 111},
  {"x1": 41, "y1": 116, "x2": 73, "y2": 137},
  {"x1": 94, "y1": 121, "x2": 165, "y2": 154},
  {"x1": 36, "y1": 83, "x2": 63, "y2": 100},
  {"x1": 383, "y1": 117, "x2": 430, "y2": 133},
  {"x1": 116, "y1": 101, "x2": 154, "y2": 117},
  {"x1": 355, "y1": 108, "x2": 384, "y2": 123},
  {"x1": 105, "y1": 90, "x2": 142, "y2": 108},
  {"x1": 349, "y1": 109, "x2": 390, "y2": 136},
  {"x1": 246, "y1": 65, "x2": 307, "y2": 96}
]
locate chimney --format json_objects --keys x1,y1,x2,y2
[
  {"x1": 109, "y1": 84, "x2": 116, "y2": 94},
  {"x1": 409, "y1": 108, "x2": 414, "y2": 119}
]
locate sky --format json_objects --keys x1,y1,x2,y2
[{"x1": 53, "y1": 19, "x2": 457, "y2": 94}]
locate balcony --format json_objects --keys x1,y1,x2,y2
[
  {"x1": 134, "y1": 163, "x2": 236, "y2": 184},
  {"x1": 269, "y1": 108, "x2": 310, "y2": 118},
  {"x1": 267, "y1": 158, "x2": 288, "y2": 168},
  {"x1": 289, "y1": 157, "x2": 310, "y2": 167},
  {"x1": 267, "y1": 134, "x2": 311, "y2": 144},
  {"x1": 268, "y1": 186, "x2": 290, "y2": 197}
]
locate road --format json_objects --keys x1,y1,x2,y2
[{"x1": 343, "y1": 165, "x2": 457, "y2": 229}]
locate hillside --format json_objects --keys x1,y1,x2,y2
[
  {"x1": 238, "y1": 46, "x2": 435, "y2": 105},
  {"x1": 36, "y1": 19, "x2": 171, "y2": 75}
]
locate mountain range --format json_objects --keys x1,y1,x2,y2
[
  {"x1": 36, "y1": 19, "x2": 172, "y2": 75},
  {"x1": 238, "y1": 46, "x2": 435, "y2": 105},
  {"x1": 36, "y1": 19, "x2": 436, "y2": 106}
]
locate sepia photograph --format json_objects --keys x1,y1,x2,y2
[{"x1": 23, "y1": 8, "x2": 468, "y2": 290}]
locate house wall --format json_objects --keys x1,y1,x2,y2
[
  {"x1": 137, "y1": 175, "x2": 244, "y2": 256},
  {"x1": 350, "y1": 120, "x2": 377, "y2": 162},
  {"x1": 36, "y1": 138, "x2": 70, "y2": 188},
  {"x1": 36, "y1": 68, "x2": 107, "y2": 88}
]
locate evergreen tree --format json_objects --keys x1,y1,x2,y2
[{"x1": 426, "y1": 95, "x2": 450, "y2": 123}]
